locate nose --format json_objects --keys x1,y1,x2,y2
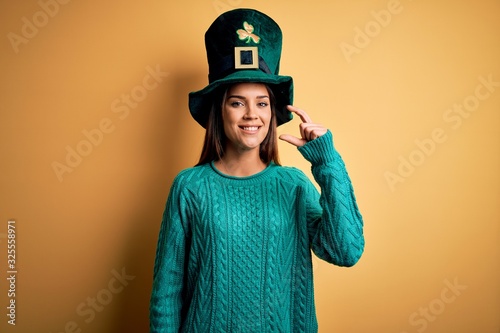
[{"x1": 243, "y1": 104, "x2": 258, "y2": 119}]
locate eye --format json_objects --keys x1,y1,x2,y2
[
  {"x1": 258, "y1": 102, "x2": 269, "y2": 107},
  {"x1": 230, "y1": 101, "x2": 244, "y2": 107}
]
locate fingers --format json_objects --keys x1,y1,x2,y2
[
  {"x1": 287, "y1": 105, "x2": 313, "y2": 123},
  {"x1": 300, "y1": 123, "x2": 328, "y2": 141},
  {"x1": 279, "y1": 124, "x2": 326, "y2": 147},
  {"x1": 280, "y1": 105, "x2": 328, "y2": 147},
  {"x1": 279, "y1": 134, "x2": 306, "y2": 147}
]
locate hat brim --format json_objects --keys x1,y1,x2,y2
[{"x1": 189, "y1": 70, "x2": 294, "y2": 128}]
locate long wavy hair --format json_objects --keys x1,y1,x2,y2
[{"x1": 196, "y1": 84, "x2": 281, "y2": 166}]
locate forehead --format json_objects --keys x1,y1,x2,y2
[{"x1": 226, "y1": 82, "x2": 269, "y2": 97}]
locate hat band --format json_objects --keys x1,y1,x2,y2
[{"x1": 208, "y1": 54, "x2": 272, "y2": 83}]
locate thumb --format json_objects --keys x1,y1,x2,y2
[{"x1": 279, "y1": 134, "x2": 306, "y2": 147}]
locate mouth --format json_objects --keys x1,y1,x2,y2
[
  {"x1": 240, "y1": 126, "x2": 260, "y2": 131},
  {"x1": 238, "y1": 125, "x2": 262, "y2": 134}
]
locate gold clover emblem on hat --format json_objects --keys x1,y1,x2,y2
[{"x1": 236, "y1": 22, "x2": 260, "y2": 44}]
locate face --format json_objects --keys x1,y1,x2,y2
[{"x1": 221, "y1": 82, "x2": 272, "y2": 154}]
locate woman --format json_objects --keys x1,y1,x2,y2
[{"x1": 150, "y1": 9, "x2": 364, "y2": 333}]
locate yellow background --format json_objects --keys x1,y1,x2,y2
[{"x1": 1, "y1": 0, "x2": 499, "y2": 332}]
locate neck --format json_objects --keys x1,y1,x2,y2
[{"x1": 215, "y1": 148, "x2": 267, "y2": 177}]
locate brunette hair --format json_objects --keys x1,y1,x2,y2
[{"x1": 196, "y1": 84, "x2": 281, "y2": 166}]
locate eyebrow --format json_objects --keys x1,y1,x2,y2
[{"x1": 227, "y1": 95, "x2": 269, "y2": 100}]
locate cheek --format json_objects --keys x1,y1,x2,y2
[
  {"x1": 265, "y1": 110, "x2": 273, "y2": 127},
  {"x1": 222, "y1": 110, "x2": 236, "y2": 131},
  {"x1": 261, "y1": 112, "x2": 272, "y2": 135},
  {"x1": 262, "y1": 109, "x2": 272, "y2": 123},
  {"x1": 222, "y1": 121, "x2": 235, "y2": 139}
]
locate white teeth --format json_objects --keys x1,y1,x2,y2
[{"x1": 242, "y1": 126, "x2": 258, "y2": 131}]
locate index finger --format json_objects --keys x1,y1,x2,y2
[{"x1": 287, "y1": 105, "x2": 313, "y2": 123}]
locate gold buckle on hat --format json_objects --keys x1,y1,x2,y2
[{"x1": 234, "y1": 46, "x2": 259, "y2": 69}]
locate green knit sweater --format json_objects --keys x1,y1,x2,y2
[{"x1": 150, "y1": 131, "x2": 364, "y2": 333}]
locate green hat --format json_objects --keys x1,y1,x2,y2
[{"x1": 188, "y1": 8, "x2": 294, "y2": 128}]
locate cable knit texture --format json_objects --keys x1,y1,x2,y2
[{"x1": 150, "y1": 130, "x2": 364, "y2": 333}]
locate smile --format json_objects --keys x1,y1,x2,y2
[{"x1": 240, "y1": 126, "x2": 260, "y2": 131}]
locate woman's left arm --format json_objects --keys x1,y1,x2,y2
[{"x1": 280, "y1": 106, "x2": 365, "y2": 267}]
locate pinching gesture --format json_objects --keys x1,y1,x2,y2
[{"x1": 279, "y1": 105, "x2": 328, "y2": 147}]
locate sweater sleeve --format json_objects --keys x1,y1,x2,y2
[
  {"x1": 150, "y1": 173, "x2": 190, "y2": 332},
  {"x1": 297, "y1": 130, "x2": 365, "y2": 267}
]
